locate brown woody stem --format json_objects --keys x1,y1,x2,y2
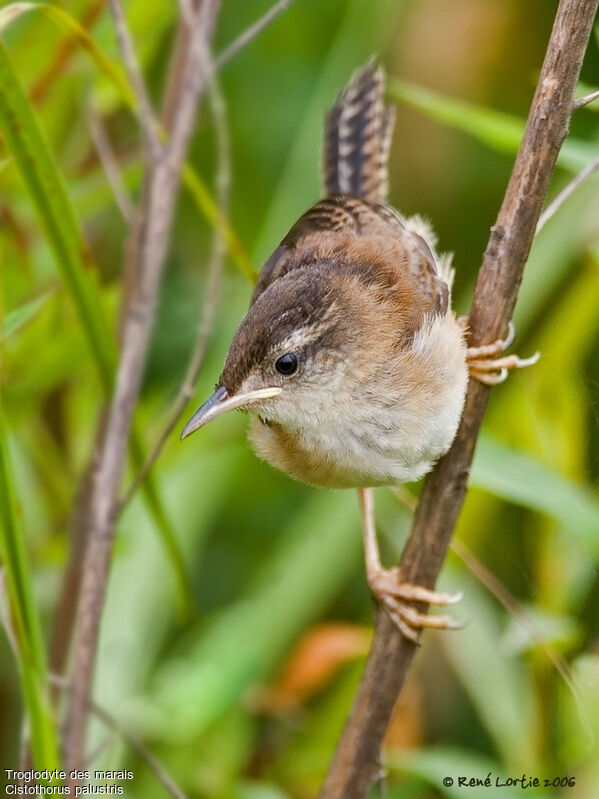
[
  {"x1": 320, "y1": 1, "x2": 599, "y2": 796},
  {"x1": 63, "y1": 1, "x2": 221, "y2": 780}
]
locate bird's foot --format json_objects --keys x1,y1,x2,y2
[
  {"x1": 466, "y1": 322, "x2": 539, "y2": 386},
  {"x1": 368, "y1": 566, "x2": 463, "y2": 643}
]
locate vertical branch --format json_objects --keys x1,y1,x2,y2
[
  {"x1": 320, "y1": 1, "x2": 599, "y2": 796},
  {"x1": 119, "y1": 48, "x2": 231, "y2": 510},
  {"x1": 106, "y1": 0, "x2": 161, "y2": 159},
  {"x1": 63, "y1": 0, "x2": 221, "y2": 776}
]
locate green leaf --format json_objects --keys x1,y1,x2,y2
[
  {"x1": 387, "y1": 78, "x2": 597, "y2": 171},
  {"x1": 471, "y1": 436, "x2": 599, "y2": 556},
  {"x1": 2, "y1": 291, "x2": 52, "y2": 339},
  {"x1": 389, "y1": 78, "x2": 523, "y2": 154},
  {"x1": 0, "y1": 39, "x2": 115, "y2": 388},
  {"x1": 0, "y1": 404, "x2": 61, "y2": 770}
]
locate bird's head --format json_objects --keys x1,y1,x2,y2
[{"x1": 180, "y1": 265, "x2": 359, "y2": 440}]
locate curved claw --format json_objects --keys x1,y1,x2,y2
[
  {"x1": 466, "y1": 323, "x2": 539, "y2": 386},
  {"x1": 382, "y1": 595, "x2": 465, "y2": 642},
  {"x1": 368, "y1": 567, "x2": 465, "y2": 640},
  {"x1": 386, "y1": 609, "x2": 422, "y2": 643},
  {"x1": 517, "y1": 351, "x2": 541, "y2": 368},
  {"x1": 469, "y1": 367, "x2": 508, "y2": 386},
  {"x1": 502, "y1": 320, "x2": 516, "y2": 350}
]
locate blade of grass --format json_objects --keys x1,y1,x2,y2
[
  {"x1": 2, "y1": 290, "x2": 52, "y2": 339},
  {"x1": 387, "y1": 78, "x2": 597, "y2": 172},
  {"x1": 0, "y1": 400, "x2": 61, "y2": 770},
  {"x1": 0, "y1": 39, "x2": 115, "y2": 385}
]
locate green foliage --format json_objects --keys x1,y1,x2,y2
[
  {"x1": 2, "y1": 291, "x2": 52, "y2": 338},
  {"x1": 388, "y1": 78, "x2": 599, "y2": 171},
  {"x1": 0, "y1": 402, "x2": 60, "y2": 770},
  {"x1": 1, "y1": 1, "x2": 599, "y2": 797},
  {"x1": 472, "y1": 435, "x2": 599, "y2": 556},
  {"x1": 0, "y1": 38, "x2": 114, "y2": 385}
]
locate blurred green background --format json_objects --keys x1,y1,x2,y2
[{"x1": 2, "y1": 0, "x2": 599, "y2": 797}]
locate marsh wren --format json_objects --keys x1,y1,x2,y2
[{"x1": 182, "y1": 60, "x2": 537, "y2": 641}]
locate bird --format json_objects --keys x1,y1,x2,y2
[{"x1": 181, "y1": 59, "x2": 538, "y2": 641}]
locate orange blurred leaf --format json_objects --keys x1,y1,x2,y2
[{"x1": 256, "y1": 623, "x2": 372, "y2": 712}]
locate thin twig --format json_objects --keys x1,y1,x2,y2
[
  {"x1": 63, "y1": 0, "x2": 222, "y2": 778},
  {"x1": 161, "y1": 0, "x2": 287, "y2": 131},
  {"x1": 320, "y1": 2, "x2": 599, "y2": 796},
  {"x1": 215, "y1": 0, "x2": 295, "y2": 68},
  {"x1": 107, "y1": 0, "x2": 162, "y2": 160},
  {"x1": 49, "y1": 435, "x2": 102, "y2": 691},
  {"x1": 177, "y1": 0, "x2": 195, "y2": 28},
  {"x1": 50, "y1": 674, "x2": 187, "y2": 799},
  {"x1": 453, "y1": 539, "x2": 592, "y2": 744},
  {"x1": 84, "y1": 735, "x2": 114, "y2": 768},
  {"x1": 536, "y1": 155, "x2": 599, "y2": 232},
  {"x1": 572, "y1": 87, "x2": 599, "y2": 110},
  {"x1": 450, "y1": 539, "x2": 580, "y2": 704},
  {"x1": 119, "y1": 47, "x2": 231, "y2": 512},
  {"x1": 160, "y1": 3, "x2": 199, "y2": 133},
  {"x1": 87, "y1": 107, "x2": 134, "y2": 223}
]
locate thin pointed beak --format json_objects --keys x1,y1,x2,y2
[{"x1": 180, "y1": 385, "x2": 282, "y2": 440}]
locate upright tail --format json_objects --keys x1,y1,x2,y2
[{"x1": 323, "y1": 58, "x2": 395, "y2": 203}]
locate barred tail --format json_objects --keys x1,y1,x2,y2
[{"x1": 323, "y1": 58, "x2": 395, "y2": 202}]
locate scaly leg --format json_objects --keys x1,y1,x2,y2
[
  {"x1": 358, "y1": 488, "x2": 462, "y2": 642},
  {"x1": 462, "y1": 320, "x2": 539, "y2": 385}
]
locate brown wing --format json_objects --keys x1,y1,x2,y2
[{"x1": 251, "y1": 195, "x2": 449, "y2": 317}]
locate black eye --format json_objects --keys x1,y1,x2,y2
[{"x1": 275, "y1": 352, "x2": 299, "y2": 376}]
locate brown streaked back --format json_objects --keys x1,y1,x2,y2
[{"x1": 252, "y1": 196, "x2": 449, "y2": 319}]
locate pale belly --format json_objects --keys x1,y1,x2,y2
[{"x1": 249, "y1": 415, "x2": 446, "y2": 489}]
